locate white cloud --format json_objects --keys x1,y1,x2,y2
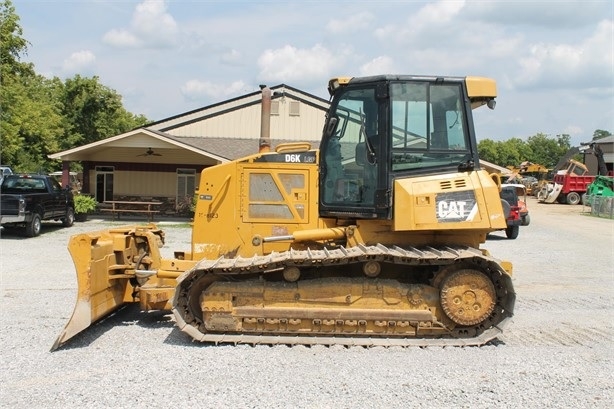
[
  {"x1": 374, "y1": 0, "x2": 467, "y2": 46},
  {"x1": 132, "y1": 0, "x2": 177, "y2": 39},
  {"x1": 466, "y1": 0, "x2": 609, "y2": 29},
  {"x1": 22, "y1": 1, "x2": 610, "y2": 139},
  {"x1": 103, "y1": 29, "x2": 141, "y2": 47},
  {"x1": 374, "y1": 24, "x2": 396, "y2": 41},
  {"x1": 257, "y1": 44, "x2": 340, "y2": 83},
  {"x1": 487, "y1": 36, "x2": 524, "y2": 59},
  {"x1": 181, "y1": 79, "x2": 248, "y2": 100},
  {"x1": 515, "y1": 20, "x2": 614, "y2": 90},
  {"x1": 327, "y1": 12, "x2": 374, "y2": 34},
  {"x1": 585, "y1": 20, "x2": 614, "y2": 74},
  {"x1": 562, "y1": 125, "x2": 584, "y2": 137},
  {"x1": 359, "y1": 56, "x2": 396, "y2": 76},
  {"x1": 411, "y1": 0, "x2": 466, "y2": 26},
  {"x1": 220, "y1": 49, "x2": 243, "y2": 66},
  {"x1": 61, "y1": 50, "x2": 96, "y2": 74},
  {"x1": 103, "y1": 0, "x2": 178, "y2": 48}
]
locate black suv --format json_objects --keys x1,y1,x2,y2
[{"x1": 500, "y1": 185, "x2": 521, "y2": 239}]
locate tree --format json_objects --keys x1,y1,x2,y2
[
  {"x1": 592, "y1": 129, "x2": 611, "y2": 141},
  {"x1": 1, "y1": 75, "x2": 64, "y2": 172},
  {"x1": 479, "y1": 133, "x2": 573, "y2": 169},
  {"x1": 0, "y1": 0, "x2": 33, "y2": 80},
  {"x1": 0, "y1": 0, "x2": 149, "y2": 171},
  {"x1": 478, "y1": 137, "x2": 532, "y2": 167},
  {"x1": 57, "y1": 75, "x2": 149, "y2": 148},
  {"x1": 477, "y1": 139, "x2": 500, "y2": 165},
  {"x1": 1, "y1": 0, "x2": 63, "y2": 172},
  {"x1": 527, "y1": 133, "x2": 571, "y2": 168},
  {"x1": 498, "y1": 137, "x2": 533, "y2": 167}
]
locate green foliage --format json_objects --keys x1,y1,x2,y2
[
  {"x1": 478, "y1": 133, "x2": 574, "y2": 169},
  {"x1": 73, "y1": 194, "x2": 98, "y2": 214},
  {"x1": 176, "y1": 195, "x2": 196, "y2": 216},
  {"x1": 592, "y1": 130, "x2": 612, "y2": 141},
  {"x1": 526, "y1": 133, "x2": 571, "y2": 168},
  {"x1": 1, "y1": 72, "x2": 65, "y2": 172},
  {"x1": 0, "y1": 0, "x2": 149, "y2": 172},
  {"x1": 57, "y1": 75, "x2": 149, "y2": 147},
  {"x1": 0, "y1": 0, "x2": 33, "y2": 81}
]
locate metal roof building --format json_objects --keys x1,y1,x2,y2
[{"x1": 49, "y1": 85, "x2": 329, "y2": 211}]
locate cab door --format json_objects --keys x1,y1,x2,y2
[
  {"x1": 47, "y1": 177, "x2": 68, "y2": 218},
  {"x1": 238, "y1": 149, "x2": 320, "y2": 253}
]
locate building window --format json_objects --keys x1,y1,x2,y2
[
  {"x1": 271, "y1": 100, "x2": 280, "y2": 115},
  {"x1": 289, "y1": 101, "x2": 300, "y2": 116},
  {"x1": 95, "y1": 166, "x2": 114, "y2": 203},
  {"x1": 176, "y1": 168, "x2": 196, "y2": 212}
]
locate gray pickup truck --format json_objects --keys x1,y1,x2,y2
[{"x1": 0, "y1": 174, "x2": 75, "y2": 237}]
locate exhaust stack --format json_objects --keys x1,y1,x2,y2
[{"x1": 259, "y1": 85, "x2": 271, "y2": 153}]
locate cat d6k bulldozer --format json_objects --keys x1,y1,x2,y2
[{"x1": 52, "y1": 75, "x2": 515, "y2": 350}]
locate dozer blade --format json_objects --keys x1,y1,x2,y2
[{"x1": 51, "y1": 225, "x2": 164, "y2": 351}]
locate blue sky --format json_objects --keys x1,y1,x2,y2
[{"x1": 12, "y1": 0, "x2": 614, "y2": 147}]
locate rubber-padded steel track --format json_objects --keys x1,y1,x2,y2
[{"x1": 172, "y1": 244, "x2": 515, "y2": 347}]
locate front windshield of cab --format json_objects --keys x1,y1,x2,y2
[{"x1": 390, "y1": 82, "x2": 471, "y2": 172}]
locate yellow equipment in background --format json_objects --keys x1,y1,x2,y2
[
  {"x1": 506, "y1": 162, "x2": 550, "y2": 195},
  {"x1": 53, "y1": 75, "x2": 515, "y2": 350}
]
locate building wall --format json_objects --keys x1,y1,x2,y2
[
  {"x1": 111, "y1": 171, "x2": 189, "y2": 197},
  {"x1": 164, "y1": 100, "x2": 325, "y2": 141},
  {"x1": 584, "y1": 138, "x2": 614, "y2": 175},
  {"x1": 84, "y1": 162, "x2": 204, "y2": 199},
  {"x1": 73, "y1": 89, "x2": 330, "y2": 210}
]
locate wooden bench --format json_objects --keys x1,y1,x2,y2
[{"x1": 102, "y1": 201, "x2": 162, "y2": 222}]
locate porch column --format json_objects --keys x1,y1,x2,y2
[
  {"x1": 62, "y1": 161, "x2": 71, "y2": 189},
  {"x1": 82, "y1": 162, "x2": 91, "y2": 194}
]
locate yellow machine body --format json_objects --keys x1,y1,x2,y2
[
  {"x1": 54, "y1": 75, "x2": 514, "y2": 350},
  {"x1": 190, "y1": 152, "x2": 505, "y2": 259}
]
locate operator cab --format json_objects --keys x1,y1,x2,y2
[{"x1": 319, "y1": 75, "x2": 492, "y2": 220}]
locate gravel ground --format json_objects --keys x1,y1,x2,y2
[{"x1": 1, "y1": 197, "x2": 612, "y2": 409}]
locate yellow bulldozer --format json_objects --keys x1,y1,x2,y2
[
  {"x1": 52, "y1": 75, "x2": 515, "y2": 350},
  {"x1": 505, "y1": 162, "x2": 550, "y2": 196}
]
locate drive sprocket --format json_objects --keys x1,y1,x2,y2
[{"x1": 440, "y1": 269, "x2": 496, "y2": 326}]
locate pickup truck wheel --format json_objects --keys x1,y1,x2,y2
[
  {"x1": 25, "y1": 213, "x2": 42, "y2": 237},
  {"x1": 62, "y1": 207, "x2": 75, "y2": 227},
  {"x1": 505, "y1": 225, "x2": 519, "y2": 239},
  {"x1": 566, "y1": 192, "x2": 581, "y2": 205}
]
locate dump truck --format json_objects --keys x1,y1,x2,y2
[
  {"x1": 539, "y1": 141, "x2": 614, "y2": 205},
  {"x1": 538, "y1": 159, "x2": 594, "y2": 205},
  {"x1": 53, "y1": 75, "x2": 515, "y2": 350}
]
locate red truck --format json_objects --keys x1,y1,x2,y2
[{"x1": 539, "y1": 159, "x2": 594, "y2": 205}]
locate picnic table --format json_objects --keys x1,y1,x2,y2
[{"x1": 101, "y1": 200, "x2": 162, "y2": 221}]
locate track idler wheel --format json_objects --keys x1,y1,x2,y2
[{"x1": 440, "y1": 269, "x2": 496, "y2": 326}]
